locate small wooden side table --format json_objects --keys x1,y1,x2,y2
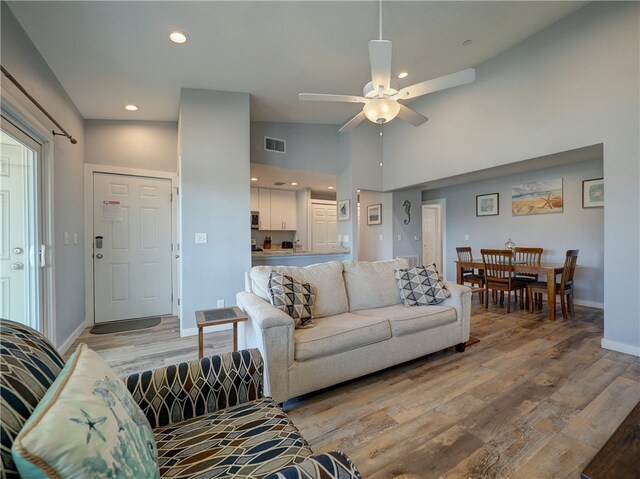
[{"x1": 195, "y1": 306, "x2": 248, "y2": 359}]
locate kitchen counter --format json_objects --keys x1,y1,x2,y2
[
  {"x1": 252, "y1": 248, "x2": 350, "y2": 257},
  {"x1": 251, "y1": 248, "x2": 351, "y2": 267}
]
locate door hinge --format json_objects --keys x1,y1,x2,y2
[
  {"x1": 171, "y1": 243, "x2": 173, "y2": 251},
  {"x1": 177, "y1": 298, "x2": 180, "y2": 306}
]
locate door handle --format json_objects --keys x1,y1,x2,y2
[
  {"x1": 175, "y1": 254, "x2": 180, "y2": 259},
  {"x1": 11, "y1": 262, "x2": 24, "y2": 270},
  {"x1": 95, "y1": 253, "x2": 103, "y2": 259}
]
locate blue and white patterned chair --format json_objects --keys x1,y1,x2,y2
[{"x1": 0, "y1": 319, "x2": 360, "y2": 479}]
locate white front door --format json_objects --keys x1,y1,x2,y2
[
  {"x1": 93, "y1": 173, "x2": 172, "y2": 323},
  {"x1": 0, "y1": 125, "x2": 41, "y2": 330}
]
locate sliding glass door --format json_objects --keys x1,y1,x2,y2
[{"x1": 0, "y1": 119, "x2": 43, "y2": 331}]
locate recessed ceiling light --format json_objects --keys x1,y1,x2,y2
[
  {"x1": 398, "y1": 72, "x2": 408, "y2": 79},
  {"x1": 357, "y1": 189, "x2": 361, "y2": 193},
  {"x1": 124, "y1": 104, "x2": 138, "y2": 111},
  {"x1": 291, "y1": 182, "x2": 298, "y2": 186},
  {"x1": 250, "y1": 177, "x2": 258, "y2": 182},
  {"x1": 327, "y1": 186, "x2": 334, "y2": 190},
  {"x1": 169, "y1": 31, "x2": 189, "y2": 44},
  {"x1": 462, "y1": 39, "x2": 472, "y2": 46}
]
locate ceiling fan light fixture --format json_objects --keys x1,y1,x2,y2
[{"x1": 363, "y1": 98, "x2": 400, "y2": 124}]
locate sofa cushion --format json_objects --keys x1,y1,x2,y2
[
  {"x1": 395, "y1": 264, "x2": 452, "y2": 306},
  {"x1": 343, "y1": 259, "x2": 409, "y2": 311},
  {"x1": 154, "y1": 397, "x2": 312, "y2": 478},
  {"x1": 268, "y1": 272, "x2": 315, "y2": 328},
  {"x1": 0, "y1": 319, "x2": 67, "y2": 478},
  {"x1": 353, "y1": 304, "x2": 457, "y2": 337},
  {"x1": 12, "y1": 343, "x2": 159, "y2": 479},
  {"x1": 294, "y1": 313, "x2": 391, "y2": 362},
  {"x1": 250, "y1": 262, "x2": 348, "y2": 318}
]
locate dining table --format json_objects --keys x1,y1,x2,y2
[{"x1": 455, "y1": 259, "x2": 566, "y2": 321}]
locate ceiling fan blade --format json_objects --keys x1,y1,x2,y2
[
  {"x1": 338, "y1": 111, "x2": 367, "y2": 133},
  {"x1": 396, "y1": 68, "x2": 475, "y2": 101},
  {"x1": 298, "y1": 93, "x2": 367, "y2": 103},
  {"x1": 397, "y1": 104, "x2": 428, "y2": 126},
  {"x1": 369, "y1": 40, "x2": 392, "y2": 91}
]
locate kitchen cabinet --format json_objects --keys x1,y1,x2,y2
[{"x1": 251, "y1": 187, "x2": 297, "y2": 231}]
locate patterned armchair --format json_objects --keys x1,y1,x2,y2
[{"x1": 0, "y1": 319, "x2": 360, "y2": 479}]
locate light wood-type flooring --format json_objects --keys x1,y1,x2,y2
[{"x1": 69, "y1": 299, "x2": 640, "y2": 478}]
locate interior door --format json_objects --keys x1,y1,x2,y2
[
  {"x1": 422, "y1": 205, "x2": 441, "y2": 271},
  {"x1": 311, "y1": 202, "x2": 337, "y2": 252},
  {"x1": 0, "y1": 124, "x2": 41, "y2": 329},
  {"x1": 93, "y1": 173, "x2": 172, "y2": 323}
]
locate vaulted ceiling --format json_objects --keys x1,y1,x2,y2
[{"x1": 9, "y1": 1, "x2": 587, "y2": 124}]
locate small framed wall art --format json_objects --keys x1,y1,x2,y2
[
  {"x1": 367, "y1": 204, "x2": 382, "y2": 225},
  {"x1": 582, "y1": 178, "x2": 604, "y2": 208},
  {"x1": 337, "y1": 199, "x2": 350, "y2": 221},
  {"x1": 476, "y1": 193, "x2": 499, "y2": 217}
]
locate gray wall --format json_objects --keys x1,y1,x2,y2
[
  {"x1": 358, "y1": 190, "x2": 393, "y2": 261},
  {"x1": 251, "y1": 122, "x2": 338, "y2": 175},
  {"x1": 2, "y1": 3, "x2": 85, "y2": 348},
  {"x1": 178, "y1": 89, "x2": 251, "y2": 331},
  {"x1": 84, "y1": 120, "x2": 178, "y2": 172},
  {"x1": 423, "y1": 158, "x2": 604, "y2": 305},
  {"x1": 382, "y1": 3, "x2": 639, "y2": 354},
  {"x1": 392, "y1": 187, "x2": 423, "y2": 264}
]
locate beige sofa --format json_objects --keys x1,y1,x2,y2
[{"x1": 236, "y1": 259, "x2": 472, "y2": 404}]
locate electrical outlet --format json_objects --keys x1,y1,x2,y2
[
  {"x1": 414, "y1": 235, "x2": 420, "y2": 241},
  {"x1": 217, "y1": 299, "x2": 225, "y2": 308},
  {"x1": 63, "y1": 232, "x2": 70, "y2": 245},
  {"x1": 344, "y1": 235, "x2": 349, "y2": 242},
  {"x1": 338, "y1": 234, "x2": 342, "y2": 242},
  {"x1": 465, "y1": 235, "x2": 469, "y2": 241},
  {"x1": 397, "y1": 234, "x2": 402, "y2": 241},
  {"x1": 195, "y1": 233, "x2": 207, "y2": 244}
]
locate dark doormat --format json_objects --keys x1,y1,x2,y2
[{"x1": 90, "y1": 316, "x2": 161, "y2": 335}]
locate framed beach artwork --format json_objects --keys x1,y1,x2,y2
[
  {"x1": 582, "y1": 178, "x2": 604, "y2": 208},
  {"x1": 476, "y1": 193, "x2": 499, "y2": 217},
  {"x1": 512, "y1": 178, "x2": 563, "y2": 216},
  {"x1": 337, "y1": 199, "x2": 350, "y2": 221},
  {"x1": 367, "y1": 204, "x2": 382, "y2": 225}
]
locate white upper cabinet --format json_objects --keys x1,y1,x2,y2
[{"x1": 252, "y1": 187, "x2": 297, "y2": 231}]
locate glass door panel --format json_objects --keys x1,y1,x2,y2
[{"x1": 0, "y1": 122, "x2": 41, "y2": 330}]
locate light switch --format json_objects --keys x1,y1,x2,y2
[
  {"x1": 338, "y1": 234, "x2": 342, "y2": 242},
  {"x1": 344, "y1": 235, "x2": 349, "y2": 243},
  {"x1": 464, "y1": 235, "x2": 469, "y2": 241},
  {"x1": 397, "y1": 235, "x2": 402, "y2": 241},
  {"x1": 64, "y1": 232, "x2": 70, "y2": 245},
  {"x1": 195, "y1": 233, "x2": 207, "y2": 244},
  {"x1": 73, "y1": 233, "x2": 78, "y2": 245},
  {"x1": 379, "y1": 234, "x2": 383, "y2": 242}
]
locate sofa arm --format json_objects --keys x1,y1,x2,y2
[
  {"x1": 237, "y1": 291, "x2": 295, "y2": 403},
  {"x1": 122, "y1": 348, "x2": 264, "y2": 428},
  {"x1": 440, "y1": 282, "x2": 472, "y2": 340},
  {"x1": 264, "y1": 451, "x2": 361, "y2": 479}
]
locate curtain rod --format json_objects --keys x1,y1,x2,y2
[{"x1": 1, "y1": 65, "x2": 77, "y2": 144}]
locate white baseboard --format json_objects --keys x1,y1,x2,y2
[
  {"x1": 601, "y1": 338, "x2": 640, "y2": 357},
  {"x1": 180, "y1": 323, "x2": 232, "y2": 338},
  {"x1": 574, "y1": 299, "x2": 604, "y2": 309},
  {"x1": 58, "y1": 319, "x2": 91, "y2": 355}
]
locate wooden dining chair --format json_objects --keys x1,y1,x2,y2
[
  {"x1": 514, "y1": 247, "x2": 543, "y2": 308},
  {"x1": 527, "y1": 249, "x2": 579, "y2": 319},
  {"x1": 481, "y1": 249, "x2": 527, "y2": 313},
  {"x1": 456, "y1": 247, "x2": 484, "y2": 302}
]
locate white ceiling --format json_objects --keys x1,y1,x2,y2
[
  {"x1": 250, "y1": 163, "x2": 336, "y2": 193},
  {"x1": 8, "y1": 1, "x2": 587, "y2": 125}
]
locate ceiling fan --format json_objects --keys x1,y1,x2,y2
[{"x1": 298, "y1": 2, "x2": 476, "y2": 133}]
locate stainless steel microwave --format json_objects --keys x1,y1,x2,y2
[{"x1": 251, "y1": 211, "x2": 259, "y2": 229}]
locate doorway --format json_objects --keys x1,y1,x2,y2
[
  {"x1": 91, "y1": 171, "x2": 173, "y2": 323},
  {"x1": 0, "y1": 120, "x2": 44, "y2": 331},
  {"x1": 422, "y1": 200, "x2": 445, "y2": 277}
]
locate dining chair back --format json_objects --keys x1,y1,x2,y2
[
  {"x1": 456, "y1": 246, "x2": 484, "y2": 302},
  {"x1": 481, "y1": 249, "x2": 526, "y2": 313},
  {"x1": 527, "y1": 249, "x2": 579, "y2": 319}
]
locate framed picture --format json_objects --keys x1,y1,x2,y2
[
  {"x1": 512, "y1": 178, "x2": 563, "y2": 216},
  {"x1": 476, "y1": 193, "x2": 499, "y2": 217},
  {"x1": 337, "y1": 199, "x2": 350, "y2": 221},
  {"x1": 367, "y1": 204, "x2": 382, "y2": 225},
  {"x1": 582, "y1": 178, "x2": 604, "y2": 208}
]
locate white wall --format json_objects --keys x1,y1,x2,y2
[
  {"x1": 358, "y1": 190, "x2": 393, "y2": 261},
  {"x1": 84, "y1": 120, "x2": 177, "y2": 172},
  {"x1": 383, "y1": 3, "x2": 639, "y2": 355},
  {"x1": 423, "y1": 157, "x2": 604, "y2": 306},
  {"x1": 178, "y1": 89, "x2": 250, "y2": 332},
  {"x1": 1, "y1": 3, "x2": 86, "y2": 348}
]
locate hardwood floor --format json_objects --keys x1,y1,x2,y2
[{"x1": 69, "y1": 301, "x2": 640, "y2": 478}]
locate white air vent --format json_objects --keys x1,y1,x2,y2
[{"x1": 264, "y1": 136, "x2": 286, "y2": 154}]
